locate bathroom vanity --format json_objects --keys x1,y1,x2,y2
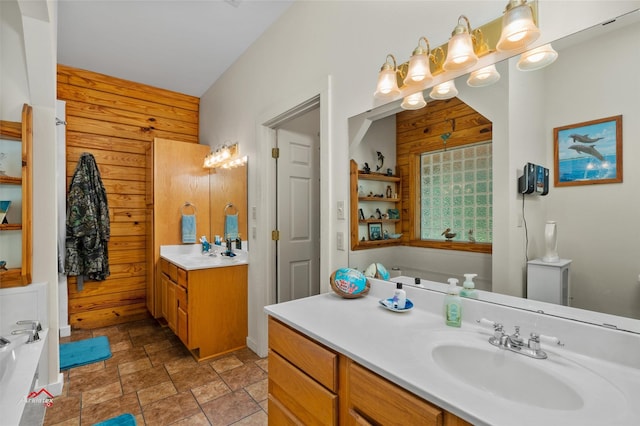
[
  {"x1": 160, "y1": 245, "x2": 248, "y2": 361},
  {"x1": 265, "y1": 279, "x2": 640, "y2": 426}
]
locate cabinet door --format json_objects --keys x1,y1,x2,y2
[
  {"x1": 166, "y1": 280, "x2": 177, "y2": 332},
  {"x1": 161, "y1": 275, "x2": 169, "y2": 320},
  {"x1": 175, "y1": 284, "x2": 188, "y2": 346}
]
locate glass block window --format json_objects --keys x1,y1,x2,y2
[{"x1": 420, "y1": 142, "x2": 492, "y2": 243}]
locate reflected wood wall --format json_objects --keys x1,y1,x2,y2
[
  {"x1": 57, "y1": 65, "x2": 200, "y2": 329},
  {"x1": 396, "y1": 97, "x2": 492, "y2": 251}
]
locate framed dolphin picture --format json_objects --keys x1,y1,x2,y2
[{"x1": 553, "y1": 115, "x2": 622, "y2": 187}]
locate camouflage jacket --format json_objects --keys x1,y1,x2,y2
[{"x1": 65, "y1": 152, "x2": 110, "y2": 281}]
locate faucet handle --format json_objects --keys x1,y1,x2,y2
[
  {"x1": 539, "y1": 334, "x2": 564, "y2": 347},
  {"x1": 477, "y1": 318, "x2": 501, "y2": 330},
  {"x1": 16, "y1": 320, "x2": 42, "y2": 332},
  {"x1": 11, "y1": 328, "x2": 40, "y2": 343}
]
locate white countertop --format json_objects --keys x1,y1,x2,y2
[
  {"x1": 160, "y1": 244, "x2": 248, "y2": 270},
  {"x1": 264, "y1": 280, "x2": 640, "y2": 426}
]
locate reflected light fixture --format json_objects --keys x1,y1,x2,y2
[
  {"x1": 429, "y1": 80, "x2": 458, "y2": 100},
  {"x1": 374, "y1": 54, "x2": 400, "y2": 99},
  {"x1": 401, "y1": 91, "x2": 427, "y2": 110},
  {"x1": 467, "y1": 64, "x2": 501, "y2": 87},
  {"x1": 517, "y1": 43, "x2": 558, "y2": 71},
  {"x1": 496, "y1": 0, "x2": 540, "y2": 52},
  {"x1": 204, "y1": 143, "x2": 242, "y2": 169},
  {"x1": 403, "y1": 37, "x2": 434, "y2": 87},
  {"x1": 443, "y1": 15, "x2": 479, "y2": 71}
]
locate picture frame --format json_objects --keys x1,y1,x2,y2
[
  {"x1": 368, "y1": 222, "x2": 382, "y2": 241},
  {"x1": 387, "y1": 208, "x2": 399, "y2": 220},
  {"x1": 554, "y1": 115, "x2": 622, "y2": 186}
]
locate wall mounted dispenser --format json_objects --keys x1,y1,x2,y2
[{"x1": 518, "y1": 162, "x2": 548, "y2": 195}]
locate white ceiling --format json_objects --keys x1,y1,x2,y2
[{"x1": 57, "y1": 0, "x2": 294, "y2": 97}]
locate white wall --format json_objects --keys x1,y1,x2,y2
[
  {"x1": 200, "y1": 1, "x2": 640, "y2": 355},
  {"x1": 541, "y1": 21, "x2": 640, "y2": 318},
  {"x1": 0, "y1": 0, "x2": 60, "y2": 389}
]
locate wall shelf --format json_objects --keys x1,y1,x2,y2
[
  {"x1": 0, "y1": 104, "x2": 32, "y2": 288},
  {"x1": 350, "y1": 159, "x2": 402, "y2": 250}
]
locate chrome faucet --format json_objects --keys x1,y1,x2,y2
[
  {"x1": 11, "y1": 320, "x2": 42, "y2": 344},
  {"x1": 479, "y1": 319, "x2": 563, "y2": 359},
  {"x1": 0, "y1": 336, "x2": 10, "y2": 347},
  {"x1": 11, "y1": 328, "x2": 40, "y2": 343},
  {"x1": 16, "y1": 320, "x2": 42, "y2": 332}
]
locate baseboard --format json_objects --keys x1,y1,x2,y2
[
  {"x1": 42, "y1": 373, "x2": 64, "y2": 397},
  {"x1": 59, "y1": 325, "x2": 71, "y2": 338},
  {"x1": 246, "y1": 336, "x2": 267, "y2": 358}
]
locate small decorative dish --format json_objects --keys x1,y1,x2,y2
[{"x1": 378, "y1": 298, "x2": 414, "y2": 313}]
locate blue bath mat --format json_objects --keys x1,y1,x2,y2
[
  {"x1": 59, "y1": 335, "x2": 111, "y2": 370},
  {"x1": 94, "y1": 413, "x2": 136, "y2": 426}
]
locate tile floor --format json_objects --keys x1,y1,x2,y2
[{"x1": 44, "y1": 318, "x2": 269, "y2": 426}]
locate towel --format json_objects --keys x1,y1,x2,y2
[
  {"x1": 225, "y1": 214, "x2": 238, "y2": 240},
  {"x1": 182, "y1": 214, "x2": 196, "y2": 243}
]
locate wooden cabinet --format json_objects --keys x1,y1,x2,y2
[
  {"x1": 268, "y1": 317, "x2": 339, "y2": 425},
  {"x1": 267, "y1": 316, "x2": 472, "y2": 426},
  {"x1": 146, "y1": 138, "x2": 210, "y2": 317},
  {"x1": 0, "y1": 104, "x2": 32, "y2": 288},
  {"x1": 160, "y1": 258, "x2": 247, "y2": 361},
  {"x1": 350, "y1": 159, "x2": 402, "y2": 250}
]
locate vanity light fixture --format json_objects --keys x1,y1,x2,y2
[
  {"x1": 401, "y1": 91, "x2": 427, "y2": 110},
  {"x1": 516, "y1": 43, "x2": 558, "y2": 71},
  {"x1": 429, "y1": 80, "x2": 458, "y2": 100},
  {"x1": 374, "y1": 1, "x2": 539, "y2": 109},
  {"x1": 443, "y1": 15, "x2": 479, "y2": 71},
  {"x1": 403, "y1": 37, "x2": 435, "y2": 86},
  {"x1": 467, "y1": 64, "x2": 501, "y2": 87},
  {"x1": 374, "y1": 54, "x2": 401, "y2": 99},
  {"x1": 204, "y1": 143, "x2": 239, "y2": 169},
  {"x1": 496, "y1": 0, "x2": 540, "y2": 52}
]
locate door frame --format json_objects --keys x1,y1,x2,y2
[{"x1": 250, "y1": 76, "x2": 331, "y2": 357}]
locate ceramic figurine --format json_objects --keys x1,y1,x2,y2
[
  {"x1": 468, "y1": 229, "x2": 476, "y2": 243},
  {"x1": 363, "y1": 162, "x2": 370, "y2": 173},
  {"x1": 376, "y1": 151, "x2": 385, "y2": 171},
  {"x1": 441, "y1": 228, "x2": 456, "y2": 240}
]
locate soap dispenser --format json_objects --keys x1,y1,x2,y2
[
  {"x1": 392, "y1": 282, "x2": 406, "y2": 309},
  {"x1": 444, "y1": 278, "x2": 462, "y2": 327},
  {"x1": 460, "y1": 273, "x2": 478, "y2": 299}
]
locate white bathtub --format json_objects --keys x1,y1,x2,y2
[{"x1": 0, "y1": 328, "x2": 49, "y2": 425}]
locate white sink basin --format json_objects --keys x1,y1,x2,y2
[
  {"x1": 415, "y1": 330, "x2": 629, "y2": 420},
  {"x1": 171, "y1": 250, "x2": 248, "y2": 269},
  {"x1": 432, "y1": 343, "x2": 582, "y2": 410}
]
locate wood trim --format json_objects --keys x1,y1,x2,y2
[{"x1": 0, "y1": 120, "x2": 21, "y2": 140}]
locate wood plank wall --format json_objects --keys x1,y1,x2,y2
[
  {"x1": 57, "y1": 65, "x2": 200, "y2": 329},
  {"x1": 396, "y1": 98, "x2": 492, "y2": 240}
]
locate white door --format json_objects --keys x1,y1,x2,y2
[{"x1": 276, "y1": 108, "x2": 320, "y2": 302}]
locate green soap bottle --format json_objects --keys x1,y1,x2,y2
[
  {"x1": 444, "y1": 278, "x2": 462, "y2": 327},
  {"x1": 460, "y1": 273, "x2": 478, "y2": 299}
]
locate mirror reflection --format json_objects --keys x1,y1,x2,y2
[
  {"x1": 349, "y1": 9, "x2": 640, "y2": 323},
  {"x1": 210, "y1": 162, "x2": 248, "y2": 248}
]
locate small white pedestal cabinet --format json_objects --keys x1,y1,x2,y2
[{"x1": 527, "y1": 258, "x2": 572, "y2": 306}]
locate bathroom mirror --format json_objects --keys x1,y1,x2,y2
[
  {"x1": 209, "y1": 161, "x2": 248, "y2": 247},
  {"x1": 349, "y1": 9, "x2": 640, "y2": 326}
]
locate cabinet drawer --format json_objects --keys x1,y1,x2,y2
[
  {"x1": 269, "y1": 351, "x2": 337, "y2": 426},
  {"x1": 160, "y1": 258, "x2": 170, "y2": 276},
  {"x1": 269, "y1": 317, "x2": 337, "y2": 392},
  {"x1": 268, "y1": 395, "x2": 304, "y2": 426},
  {"x1": 176, "y1": 284, "x2": 187, "y2": 308},
  {"x1": 177, "y1": 267, "x2": 187, "y2": 288},
  {"x1": 168, "y1": 262, "x2": 178, "y2": 282},
  {"x1": 348, "y1": 362, "x2": 443, "y2": 426}
]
